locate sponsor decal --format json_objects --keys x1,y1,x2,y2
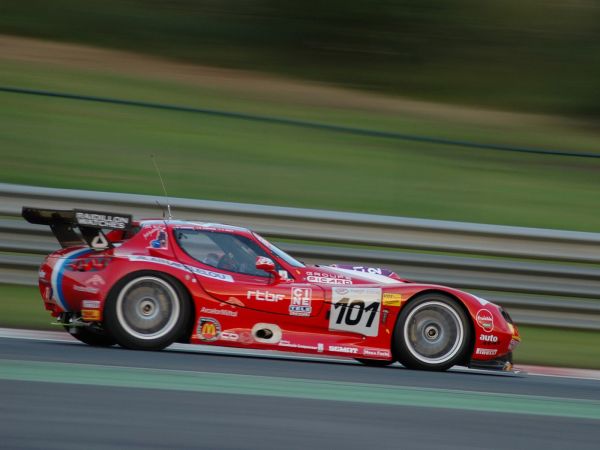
[
  {"x1": 352, "y1": 266, "x2": 382, "y2": 275},
  {"x1": 476, "y1": 309, "x2": 494, "y2": 333},
  {"x1": 307, "y1": 276, "x2": 352, "y2": 285},
  {"x1": 329, "y1": 287, "x2": 382, "y2": 337},
  {"x1": 327, "y1": 266, "x2": 402, "y2": 285},
  {"x1": 307, "y1": 270, "x2": 348, "y2": 279},
  {"x1": 278, "y1": 340, "x2": 318, "y2": 351},
  {"x1": 90, "y1": 233, "x2": 109, "y2": 249},
  {"x1": 200, "y1": 307, "x2": 238, "y2": 317},
  {"x1": 38, "y1": 269, "x2": 46, "y2": 280},
  {"x1": 127, "y1": 255, "x2": 234, "y2": 282},
  {"x1": 143, "y1": 224, "x2": 165, "y2": 239},
  {"x1": 82, "y1": 300, "x2": 100, "y2": 309},
  {"x1": 306, "y1": 270, "x2": 352, "y2": 285},
  {"x1": 382, "y1": 293, "x2": 402, "y2": 307},
  {"x1": 317, "y1": 343, "x2": 324, "y2": 353},
  {"x1": 289, "y1": 287, "x2": 312, "y2": 316},
  {"x1": 150, "y1": 233, "x2": 167, "y2": 249},
  {"x1": 220, "y1": 331, "x2": 239, "y2": 341},
  {"x1": 475, "y1": 348, "x2": 498, "y2": 356},
  {"x1": 247, "y1": 290, "x2": 285, "y2": 302},
  {"x1": 84, "y1": 275, "x2": 106, "y2": 287},
  {"x1": 75, "y1": 211, "x2": 130, "y2": 229},
  {"x1": 332, "y1": 265, "x2": 398, "y2": 277},
  {"x1": 197, "y1": 317, "x2": 221, "y2": 342},
  {"x1": 328, "y1": 345, "x2": 359, "y2": 354},
  {"x1": 81, "y1": 309, "x2": 101, "y2": 321},
  {"x1": 479, "y1": 334, "x2": 499, "y2": 343},
  {"x1": 74, "y1": 285, "x2": 100, "y2": 294},
  {"x1": 363, "y1": 349, "x2": 392, "y2": 358}
]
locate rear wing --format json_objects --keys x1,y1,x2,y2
[{"x1": 22, "y1": 207, "x2": 133, "y2": 249}]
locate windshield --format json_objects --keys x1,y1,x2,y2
[{"x1": 253, "y1": 232, "x2": 305, "y2": 268}]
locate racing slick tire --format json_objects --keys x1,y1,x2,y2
[
  {"x1": 65, "y1": 326, "x2": 117, "y2": 347},
  {"x1": 394, "y1": 293, "x2": 471, "y2": 371},
  {"x1": 355, "y1": 358, "x2": 394, "y2": 367},
  {"x1": 104, "y1": 272, "x2": 191, "y2": 350}
]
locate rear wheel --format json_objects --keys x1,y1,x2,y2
[
  {"x1": 104, "y1": 272, "x2": 191, "y2": 350},
  {"x1": 65, "y1": 326, "x2": 116, "y2": 347},
  {"x1": 395, "y1": 293, "x2": 471, "y2": 371}
]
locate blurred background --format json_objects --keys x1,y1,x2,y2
[{"x1": 0, "y1": 0, "x2": 599, "y2": 369}]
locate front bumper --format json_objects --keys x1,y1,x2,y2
[{"x1": 469, "y1": 352, "x2": 514, "y2": 371}]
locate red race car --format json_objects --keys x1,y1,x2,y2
[{"x1": 23, "y1": 207, "x2": 520, "y2": 372}]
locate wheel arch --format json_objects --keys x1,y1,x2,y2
[
  {"x1": 393, "y1": 289, "x2": 475, "y2": 366},
  {"x1": 104, "y1": 269, "x2": 196, "y2": 343}
]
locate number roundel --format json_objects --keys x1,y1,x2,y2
[{"x1": 329, "y1": 288, "x2": 382, "y2": 336}]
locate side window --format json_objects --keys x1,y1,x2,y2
[
  {"x1": 175, "y1": 229, "x2": 278, "y2": 277},
  {"x1": 175, "y1": 230, "x2": 224, "y2": 265}
]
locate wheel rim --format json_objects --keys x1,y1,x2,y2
[
  {"x1": 116, "y1": 276, "x2": 180, "y2": 340},
  {"x1": 403, "y1": 301, "x2": 464, "y2": 365}
]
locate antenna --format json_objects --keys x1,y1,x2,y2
[{"x1": 151, "y1": 154, "x2": 172, "y2": 220}]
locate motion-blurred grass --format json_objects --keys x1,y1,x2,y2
[
  {"x1": 2, "y1": 284, "x2": 598, "y2": 369},
  {"x1": 1, "y1": 59, "x2": 599, "y2": 231},
  {"x1": 2, "y1": 0, "x2": 600, "y2": 116}
]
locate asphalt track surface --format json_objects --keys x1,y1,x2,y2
[{"x1": 1, "y1": 333, "x2": 599, "y2": 450}]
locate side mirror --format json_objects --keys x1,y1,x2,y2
[{"x1": 256, "y1": 256, "x2": 280, "y2": 282}]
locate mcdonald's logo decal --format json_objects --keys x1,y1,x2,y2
[{"x1": 197, "y1": 317, "x2": 221, "y2": 342}]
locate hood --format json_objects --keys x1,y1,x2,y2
[{"x1": 299, "y1": 265, "x2": 404, "y2": 286}]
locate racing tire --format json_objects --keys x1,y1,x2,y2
[
  {"x1": 104, "y1": 272, "x2": 191, "y2": 350},
  {"x1": 394, "y1": 293, "x2": 471, "y2": 371},
  {"x1": 355, "y1": 358, "x2": 394, "y2": 367},
  {"x1": 65, "y1": 326, "x2": 117, "y2": 347}
]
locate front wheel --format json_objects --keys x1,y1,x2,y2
[
  {"x1": 395, "y1": 293, "x2": 471, "y2": 371},
  {"x1": 104, "y1": 273, "x2": 191, "y2": 350}
]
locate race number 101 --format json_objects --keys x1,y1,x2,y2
[
  {"x1": 333, "y1": 299, "x2": 379, "y2": 327},
  {"x1": 329, "y1": 288, "x2": 382, "y2": 336}
]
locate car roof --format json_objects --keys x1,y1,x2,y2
[{"x1": 138, "y1": 219, "x2": 251, "y2": 235}]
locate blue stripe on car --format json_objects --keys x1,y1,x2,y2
[{"x1": 55, "y1": 248, "x2": 94, "y2": 311}]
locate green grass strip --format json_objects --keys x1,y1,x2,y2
[
  {"x1": 1, "y1": 359, "x2": 599, "y2": 420},
  {"x1": 2, "y1": 86, "x2": 598, "y2": 158}
]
